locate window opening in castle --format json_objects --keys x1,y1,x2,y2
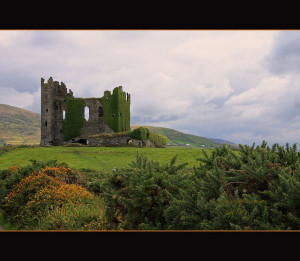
[
  {"x1": 84, "y1": 106, "x2": 89, "y2": 121},
  {"x1": 63, "y1": 110, "x2": 66, "y2": 120},
  {"x1": 45, "y1": 121, "x2": 47, "y2": 126},
  {"x1": 99, "y1": 106, "x2": 104, "y2": 117},
  {"x1": 46, "y1": 108, "x2": 48, "y2": 113}
]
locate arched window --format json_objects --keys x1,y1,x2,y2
[{"x1": 84, "y1": 106, "x2": 89, "y2": 121}]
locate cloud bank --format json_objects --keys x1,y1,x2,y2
[{"x1": 1, "y1": 30, "x2": 300, "y2": 146}]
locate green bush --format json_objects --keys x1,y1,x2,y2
[
  {"x1": 129, "y1": 127, "x2": 149, "y2": 141},
  {"x1": 2, "y1": 141, "x2": 300, "y2": 230},
  {"x1": 164, "y1": 142, "x2": 300, "y2": 230},
  {"x1": 149, "y1": 132, "x2": 159, "y2": 144},
  {"x1": 37, "y1": 201, "x2": 106, "y2": 230},
  {"x1": 148, "y1": 132, "x2": 167, "y2": 147},
  {"x1": 160, "y1": 135, "x2": 167, "y2": 146},
  {"x1": 98, "y1": 152, "x2": 189, "y2": 230},
  {"x1": 129, "y1": 128, "x2": 167, "y2": 147}
]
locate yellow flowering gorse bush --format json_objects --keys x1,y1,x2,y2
[{"x1": 3, "y1": 165, "x2": 94, "y2": 228}]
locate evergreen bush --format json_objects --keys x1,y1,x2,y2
[
  {"x1": 2, "y1": 141, "x2": 300, "y2": 230},
  {"x1": 164, "y1": 142, "x2": 300, "y2": 230},
  {"x1": 98, "y1": 152, "x2": 189, "y2": 230}
]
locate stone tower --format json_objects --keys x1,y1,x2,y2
[{"x1": 40, "y1": 77, "x2": 73, "y2": 146}]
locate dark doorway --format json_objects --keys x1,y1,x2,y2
[{"x1": 77, "y1": 139, "x2": 88, "y2": 145}]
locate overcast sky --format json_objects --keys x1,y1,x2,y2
[{"x1": 1, "y1": 29, "x2": 300, "y2": 146}]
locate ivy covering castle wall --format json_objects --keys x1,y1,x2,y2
[
  {"x1": 62, "y1": 97, "x2": 85, "y2": 141},
  {"x1": 99, "y1": 86, "x2": 131, "y2": 133}
]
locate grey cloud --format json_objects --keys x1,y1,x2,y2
[
  {"x1": 3, "y1": 30, "x2": 300, "y2": 147},
  {"x1": 265, "y1": 31, "x2": 300, "y2": 75},
  {"x1": 30, "y1": 31, "x2": 62, "y2": 47},
  {"x1": 0, "y1": 71, "x2": 38, "y2": 93}
]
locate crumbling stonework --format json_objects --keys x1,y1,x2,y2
[
  {"x1": 88, "y1": 135, "x2": 143, "y2": 147},
  {"x1": 40, "y1": 77, "x2": 131, "y2": 146}
]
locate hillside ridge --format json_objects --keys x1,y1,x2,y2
[
  {"x1": 0, "y1": 104, "x2": 41, "y2": 145},
  {"x1": 0, "y1": 104, "x2": 236, "y2": 147},
  {"x1": 131, "y1": 125, "x2": 236, "y2": 148}
]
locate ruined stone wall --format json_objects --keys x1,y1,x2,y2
[
  {"x1": 88, "y1": 135, "x2": 142, "y2": 147},
  {"x1": 79, "y1": 98, "x2": 114, "y2": 140},
  {"x1": 40, "y1": 77, "x2": 131, "y2": 146}
]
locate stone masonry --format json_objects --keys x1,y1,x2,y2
[{"x1": 40, "y1": 77, "x2": 130, "y2": 146}]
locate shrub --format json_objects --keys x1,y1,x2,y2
[
  {"x1": 129, "y1": 127, "x2": 149, "y2": 141},
  {"x1": 130, "y1": 128, "x2": 167, "y2": 147},
  {"x1": 0, "y1": 160, "x2": 66, "y2": 203},
  {"x1": 149, "y1": 132, "x2": 159, "y2": 144},
  {"x1": 164, "y1": 142, "x2": 300, "y2": 230},
  {"x1": 2, "y1": 172, "x2": 63, "y2": 226},
  {"x1": 99, "y1": 152, "x2": 189, "y2": 230},
  {"x1": 22, "y1": 183, "x2": 93, "y2": 227},
  {"x1": 1, "y1": 163, "x2": 93, "y2": 229},
  {"x1": 160, "y1": 135, "x2": 167, "y2": 146},
  {"x1": 39, "y1": 165, "x2": 80, "y2": 184},
  {"x1": 37, "y1": 202, "x2": 106, "y2": 230}
]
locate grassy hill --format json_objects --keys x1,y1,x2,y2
[
  {"x1": 0, "y1": 104, "x2": 235, "y2": 148},
  {"x1": 131, "y1": 125, "x2": 226, "y2": 148},
  {"x1": 0, "y1": 104, "x2": 40, "y2": 145}
]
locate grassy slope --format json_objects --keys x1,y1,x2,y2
[
  {"x1": 0, "y1": 146, "x2": 211, "y2": 173},
  {"x1": 0, "y1": 104, "x2": 40, "y2": 145},
  {"x1": 131, "y1": 125, "x2": 221, "y2": 148},
  {"x1": 0, "y1": 104, "x2": 232, "y2": 148}
]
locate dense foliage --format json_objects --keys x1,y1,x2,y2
[
  {"x1": 0, "y1": 160, "x2": 105, "y2": 230},
  {"x1": 95, "y1": 141, "x2": 300, "y2": 230},
  {"x1": 1, "y1": 141, "x2": 300, "y2": 230},
  {"x1": 164, "y1": 142, "x2": 300, "y2": 230},
  {"x1": 129, "y1": 127, "x2": 167, "y2": 147},
  {"x1": 129, "y1": 127, "x2": 149, "y2": 141}
]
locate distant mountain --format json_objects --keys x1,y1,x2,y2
[
  {"x1": 206, "y1": 137, "x2": 237, "y2": 146},
  {"x1": 0, "y1": 104, "x2": 40, "y2": 145},
  {"x1": 131, "y1": 125, "x2": 236, "y2": 148},
  {"x1": 0, "y1": 104, "x2": 236, "y2": 148}
]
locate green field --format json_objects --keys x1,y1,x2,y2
[{"x1": 0, "y1": 146, "x2": 212, "y2": 173}]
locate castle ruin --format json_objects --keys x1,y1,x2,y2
[{"x1": 40, "y1": 77, "x2": 131, "y2": 146}]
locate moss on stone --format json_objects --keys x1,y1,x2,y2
[
  {"x1": 99, "y1": 87, "x2": 130, "y2": 133},
  {"x1": 62, "y1": 97, "x2": 85, "y2": 141},
  {"x1": 89, "y1": 131, "x2": 131, "y2": 138}
]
